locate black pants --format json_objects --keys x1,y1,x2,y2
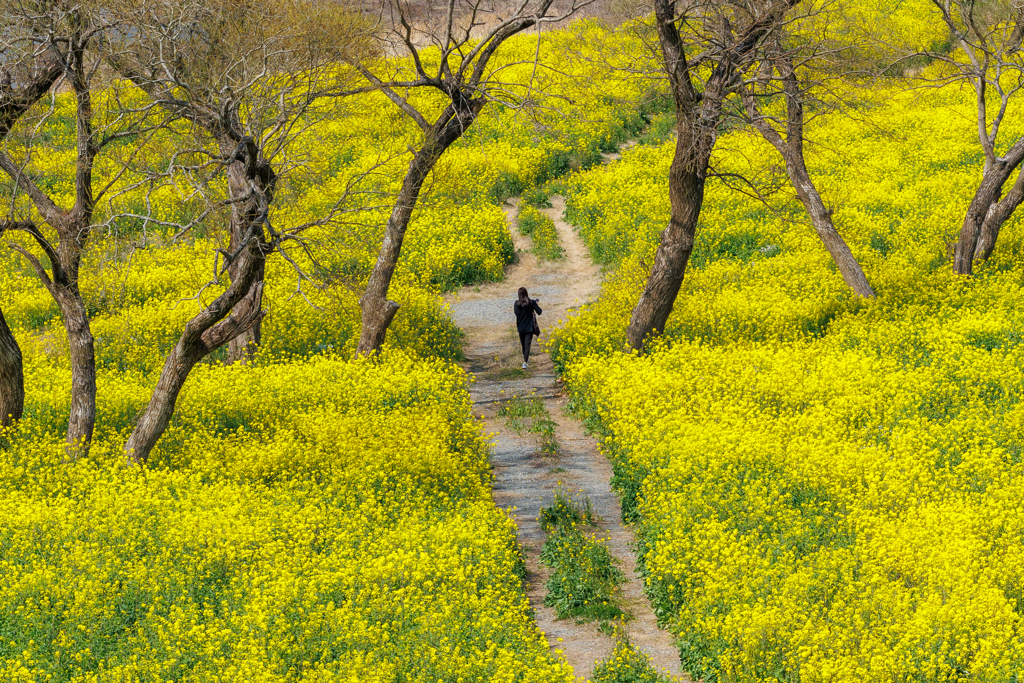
[{"x1": 519, "y1": 332, "x2": 533, "y2": 363}]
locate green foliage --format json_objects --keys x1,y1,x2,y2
[
  {"x1": 540, "y1": 524, "x2": 625, "y2": 622},
  {"x1": 538, "y1": 488, "x2": 624, "y2": 624},
  {"x1": 498, "y1": 394, "x2": 559, "y2": 455},
  {"x1": 522, "y1": 185, "x2": 555, "y2": 208},
  {"x1": 539, "y1": 486, "x2": 594, "y2": 532}
]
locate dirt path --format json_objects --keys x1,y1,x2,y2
[{"x1": 447, "y1": 197, "x2": 686, "y2": 681}]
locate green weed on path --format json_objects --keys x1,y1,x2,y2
[
  {"x1": 538, "y1": 487, "x2": 625, "y2": 626},
  {"x1": 517, "y1": 204, "x2": 565, "y2": 262},
  {"x1": 498, "y1": 394, "x2": 559, "y2": 455}
]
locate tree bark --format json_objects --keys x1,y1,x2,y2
[
  {"x1": 624, "y1": 0, "x2": 798, "y2": 351},
  {"x1": 954, "y1": 143, "x2": 1024, "y2": 274},
  {"x1": 356, "y1": 100, "x2": 483, "y2": 356},
  {"x1": 0, "y1": 308, "x2": 23, "y2": 427},
  {"x1": 625, "y1": 125, "x2": 706, "y2": 351},
  {"x1": 0, "y1": 53, "x2": 63, "y2": 431},
  {"x1": 224, "y1": 141, "x2": 272, "y2": 364},
  {"x1": 125, "y1": 246, "x2": 266, "y2": 464},
  {"x1": 624, "y1": 0, "x2": 711, "y2": 351},
  {"x1": 787, "y1": 156, "x2": 875, "y2": 296},
  {"x1": 125, "y1": 137, "x2": 272, "y2": 464},
  {"x1": 52, "y1": 284, "x2": 95, "y2": 450},
  {"x1": 974, "y1": 166, "x2": 1024, "y2": 261}
]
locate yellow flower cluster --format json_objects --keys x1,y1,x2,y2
[{"x1": 554, "y1": 60, "x2": 1024, "y2": 682}]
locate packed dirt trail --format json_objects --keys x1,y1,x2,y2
[{"x1": 447, "y1": 196, "x2": 687, "y2": 680}]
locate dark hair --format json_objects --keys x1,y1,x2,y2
[{"x1": 517, "y1": 287, "x2": 530, "y2": 306}]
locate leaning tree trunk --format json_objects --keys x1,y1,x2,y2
[
  {"x1": 126, "y1": 140, "x2": 272, "y2": 464},
  {"x1": 743, "y1": 56, "x2": 875, "y2": 299},
  {"x1": 785, "y1": 155, "x2": 874, "y2": 297},
  {"x1": 954, "y1": 145, "x2": 1024, "y2": 274},
  {"x1": 974, "y1": 166, "x2": 1024, "y2": 261},
  {"x1": 125, "y1": 244, "x2": 266, "y2": 464},
  {"x1": 625, "y1": 123, "x2": 707, "y2": 351},
  {"x1": 356, "y1": 102, "x2": 482, "y2": 357},
  {"x1": 0, "y1": 308, "x2": 23, "y2": 427}
]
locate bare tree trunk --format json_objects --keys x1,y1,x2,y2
[
  {"x1": 53, "y1": 285, "x2": 96, "y2": 450},
  {"x1": 0, "y1": 308, "x2": 23, "y2": 427},
  {"x1": 741, "y1": 60, "x2": 874, "y2": 298},
  {"x1": 356, "y1": 102, "x2": 482, "y2": 356},
  {"x1": 624, "y1": 0, "x2": 712, "y2": 351},
  {"x1": 125, "y1": 137, "x2": 272, "y2": 464},
  {"x1": 226, "y1": 247, "x2": 265, "y2": 363},
  {"x1": 624, "y1": 0, "x2": 798, "y2": 351},
  {"x1": 954, "y1": 145, "x2": 1024, "y2": 274},
  {"x1": 125, "y1": 246, "x2": 266, "y2": 464},
  {"x1": 787, "y1": 156, "x2": 875, "y2": 296},
  {"x1": 974, "y1": 166, "x2": 1024, "y2": 261},
  {"x1": 625, "y1": 125, "x2": 706, "y2": 351},
  {"x1": 223, "y1": 136, "x2": 274, "y2": 364}
]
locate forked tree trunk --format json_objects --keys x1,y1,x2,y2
[
  {"x1": 125, "y1": 139, "x2": 271, "y2": 464},
  {"x1": 974, "y1": 166, "x2": 1024, "y2": 261},
  {"x1": 625, "y1": 0, "x2": 798, "y2": 351},
  {"x1": 0, "y1": 309, "x2": 23, "y2": 426},
  {"x1": 356, "y1": 101, "x2": 482, "y2": 356}
]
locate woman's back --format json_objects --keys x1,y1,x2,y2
[{"x1": 514, "y1": 298, "x2": 541, "y2": 334}]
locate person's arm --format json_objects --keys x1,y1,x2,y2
[{"x1": 533, "y1": 300, "x2": 542, "y2": 315}]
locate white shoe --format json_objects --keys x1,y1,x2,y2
[{"x1": 522, "y1": 362, "x2": 528, "y2": 369}]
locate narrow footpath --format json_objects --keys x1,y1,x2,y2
[{"x1": 447, "y1": 196, "x2": 686, "y2": 680}]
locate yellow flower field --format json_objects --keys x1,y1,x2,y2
[
  {"x1": 0, "y1": 21, "x2": 653, "y2": 681},
  {"x1": 553, "y1": 67, "x2": 1024, "y2": 682}
]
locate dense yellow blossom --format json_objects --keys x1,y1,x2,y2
[
  {"x1": 554, "y1": 62, "x2": 1024, "y2": 683},
  {"x1": 0, "y1": 20, "x2": 656, "y2": 680}
]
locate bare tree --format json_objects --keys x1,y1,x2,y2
[
  {"x1": 352, "y1": 0, "x2": 591, "y2": 356},
  {"x1": 0, "y1": 4, "x2": 140, "y2": 451},
  {"x1": 916, "y1": 1, "x2": 1024, "y2": 274},
  {"x1": 625, "y1": 0, "x2": 799, "y2": 351},
  {"x1": 105, "y1": 0, "x2": 371, "y2": 463},
  {"x1": 0, "y1": 38, "x2": 63, "y2": 427},
  {"x1": 739, "y1": 33, "x2": 875, "y2": 298}
]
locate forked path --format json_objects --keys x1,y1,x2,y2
[{"x1": 447, "y1": 197, "x2": 686, "y2": 680}]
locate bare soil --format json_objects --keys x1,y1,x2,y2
[{"x1": 447, "y1": 197, "x2": 688, "y2": 681}]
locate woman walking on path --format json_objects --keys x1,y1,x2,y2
[{"x1": 514, "y1": 287, "x2": 542, "y2": 369}]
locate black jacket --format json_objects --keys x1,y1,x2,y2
[{"x1": 514, "y1": 299, "x2": 542, "y2": 335}]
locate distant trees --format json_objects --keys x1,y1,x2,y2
[
  {"x1": 353, "y1": 0, "x2": 590, "y2": 356},
  {"x1": 918, "y1": 0, "x2": 1024, "y2": 274}
]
